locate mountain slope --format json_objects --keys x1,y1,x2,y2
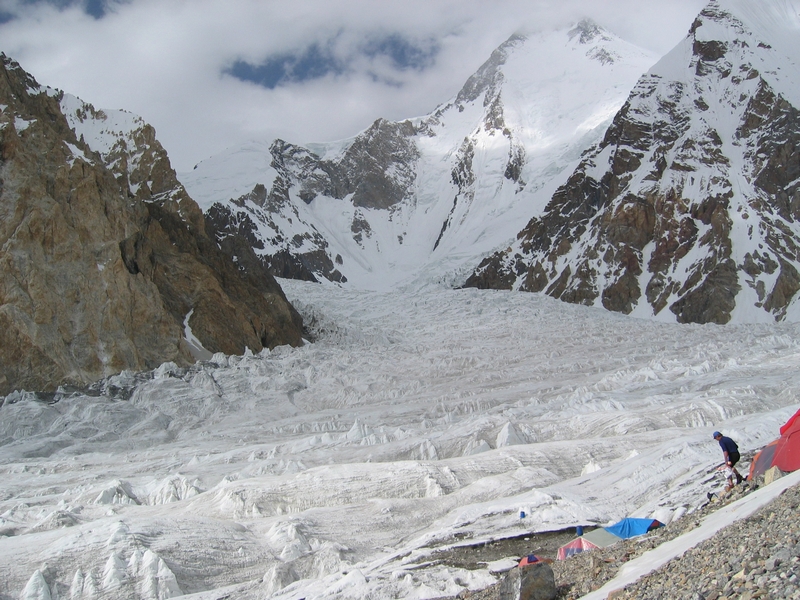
[
  {"x1": 0, "y1": 55, "x2": 303, "y2": 394},
  {"x1": 1, "y1": 279, "x2": 798, "y2": 599},
  {"x1": 466, "y1": 0, "x2": 800, "y2": 324},
  {"x1": 181, "y1": 21, "x2": 657, "y2": 290}
]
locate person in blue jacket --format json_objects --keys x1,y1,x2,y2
[{"x1": 714, "y1": 431, "x2": 744, "y2": 484}]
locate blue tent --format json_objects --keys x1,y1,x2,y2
[
  {"x1": 557, "y1": 518, "x2": 664, "y2": 560},
  {"x1": 604, "y1": 518, "x2": 662, "y2": 539}
]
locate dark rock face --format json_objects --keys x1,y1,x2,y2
[
  {"x1": 466, "y1": 4, "x2": 800, "y2": 323},
  {"x1": 204, "y1": 178, "x2": 347, "y2": 284},
  {"x1": 340, "y1": 119, "x2": 420, "y2": 210},
  {"x1": 201, "y1": 34, "x2": 539, "y2": 284},
  {"x1": 0, "y1": 55, "x2": 304, "y2": 394},
  {"x1": 202, "y1": 120, "x2": 419, "y2": 283},
  {"x1": 500, "y1": 563, "x2": 557, "y2": 600}
]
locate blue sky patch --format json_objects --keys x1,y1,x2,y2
[
  {"x1": 226, "y1": 33, "x2": 439, "y2": 89},
  {"x1": 362, "y1": 34, "x2": 438, "y2": 71},
  {"x1": 17, "y1": 0, "x2": 110, "y2": 19},
  {"x1": 84, "y1": 0, "x2": 107, "y2": 18},
  {"x1": 226, "y1": 43, "x2": 345, "y2": 90}
]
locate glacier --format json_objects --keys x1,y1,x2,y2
[
  {"x1": 3, "y1": 1, "x2": 800, "y2": 598},
  {"x1": 1, "y1": 279, "x2": 798, "y2": 598}
]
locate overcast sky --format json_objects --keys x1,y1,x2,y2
[{"x1": 0, "y1": 0, "x2": 708, "y2": 172}]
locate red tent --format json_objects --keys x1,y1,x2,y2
[
  {"x1": 774, "y1": 408, "x2": 800, "y2": 471},
  {"x1": 518, "y1": 554, "x2": 552, "y2": 567},
  {"x1": 556, "y1": 537, "x2": 599, "y2": 560},
  {"x1": 749, "y1": 408, "x2": 800, "y2": 480}
]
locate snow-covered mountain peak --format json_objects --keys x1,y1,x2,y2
[
  {"x1": 467, "y1": 0, "x2": 800, "y2": 324},
  {"x1": 568, "y1": 18, "x2": 611, "y2": 46},
  {"x1": 652, "y1": 0, "x2": 800, "y2": 79},
  {"x1": 449, "y1": 20, "x2": 645, "y2": 114},
  {"x1": 181, "y1": 23, "x2": 657, "y2": 290},
  {"x1": 682, "y1": 0, "x2": 800, "y2": 105},
  {"x1": 452, "y1": 33, "x2": 523, "y2": 106}
]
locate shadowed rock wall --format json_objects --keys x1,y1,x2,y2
[{"x1": 0, "y1": 55, "x2": 303, "y2": 394}]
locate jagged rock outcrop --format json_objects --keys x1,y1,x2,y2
[
  {"x1": 0, "y1": 55, "x2": 303, "y2": 394},
  {"x1": 200, "y1": 117, "x2": 420, "y2": 282},
  {"x1": 466, "y1": 0, "x2": 800, "y2": 323},
  {"x1": 183, "y1": 22, "x2": 655, "y2": 288},
  {"x1": 498, "y1": 563, "x2": 557, "y2": 600}
]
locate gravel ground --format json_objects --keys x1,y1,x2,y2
[
  {"x1": 450, "y1": 473, "x2": 800, "y2": 600},
  {"x1": 546, "y1": 480, "x2": 759, "y2": 599},
  {"x1": 606, "y1": 482, "x2": 800, "y2": 600},
  {"x1": 431, "y1": 530, "x2": 579, "y2": 572}
]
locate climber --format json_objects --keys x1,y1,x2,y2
[{"x1": 713, "y1": 431, "x2": 744, "y2": 487}]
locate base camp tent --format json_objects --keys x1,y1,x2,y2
[
  {"x1": 749, "y1": 407, "x2": 800, "y2": 480},
  {"x1": 581, "y1": 527, "x2": 623, "y2": 550},
  {"x1": 518, "y1": 554, "x2": 552, "y2": 567},
  {"x1": 604, "y1": 518, "x2": 662, "y2": 539},
  {"x1": 557, "y1": 518, "x2": 663, "y2": 560},
  {"x1": 557, "y1": 536, "x2": 601, "y2": 560}
]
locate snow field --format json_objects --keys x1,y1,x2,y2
[
  {"x1": 178, "y1": 24, "x2": 658, "y2": 293},
  {"x1": 1, "y1": 280, "x2": 799, "y2": 599}
]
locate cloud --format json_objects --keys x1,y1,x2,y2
[
  {"x1": 8, "y1": 0, "x2": 113, "y2": 19},
  {"x1": 362, "y1": 34, "x2": 439, "y2": 72},
  {"x1": 224, "y1": 33, "x2": 438, "y2": 89},
  {"x1": 0, "y1": 0, "x2": 708, "y2": 171},
  {"x1": 226, "y1": 43, "x2": 348, "y2": 90}
]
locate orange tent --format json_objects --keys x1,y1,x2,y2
[{"x1": 518, "y1": 554, "x2": 552, "y2": 567}]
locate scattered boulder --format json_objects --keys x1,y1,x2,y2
[
  {"x1": 506, "y1": 562, "x2": 557, "y2": 600},
  {"x1": 764, "y1": 466, "x2": 785, "y2": 485}
]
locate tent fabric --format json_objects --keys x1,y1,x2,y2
[
  {"x1": 780, "y1": 408, "x2": 800, "y2": 436},
  {"x1": 557, "y1": 537, "x2": 599, "y2": 560},
  {"x1": 518, "y1": 554, "x2": 553, "y2": 566},
  {"x1": 557, "y1": 519, "x2": 665, "y2": 560},
  {"x1": 580, "y1": 519, "x2": 662, "y2": 549},
  {"x1": 749, "y1": 408, "x2": 800, "y2": 479},
  {"x1": 774, "y1": 408, "x2": 800, "y2": 473},
  {"x1": 603, "y1": 518, "x2": 662, "y2": 539},
  {"x1": 581, "y1": 527, "x2": 623, "y2": 548},
  {"x1": 749, "y1": 440, "x2": 779, "y2": 480}
]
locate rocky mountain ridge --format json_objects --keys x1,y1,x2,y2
[
  {"x1": 465, "y1": 0, "x2": 800, "y2": 324},
  {"x1": 183, "y1": 0, "x2": 800, "y2": 324},
  {"x1": 182, "y1": 20, "x2": 656, "y2": 290},
  {"x1": 0, "y1": 55, "x2": 304, "y2": 394}
]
